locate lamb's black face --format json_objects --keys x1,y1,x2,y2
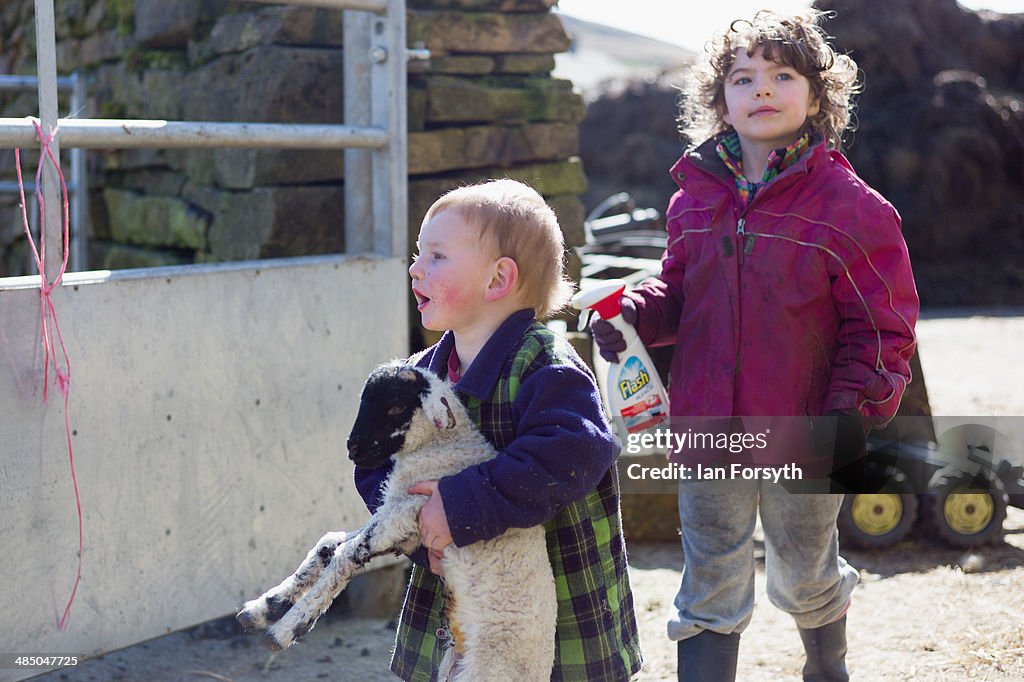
[{"x1": 347, "y1": 363, "x2": 431, "y2": 469}]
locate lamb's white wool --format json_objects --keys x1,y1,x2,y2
[{"x1": 237, "y1": 362, "x2": 557, "y2": 681}]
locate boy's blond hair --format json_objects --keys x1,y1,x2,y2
[
  {"x1": 424, "y1": 179, "x2": 574, "y2": 320},
  {"x1": 680, "y1": 9, "x2": 861, "y2": 150}
]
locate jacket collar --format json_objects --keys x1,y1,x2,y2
[
  {"x1": 426, "y1": 308, "x2": 537, "y2": 400},
  {"x1": 672, "y1": 130, "x2": 828, "y2": 192}
]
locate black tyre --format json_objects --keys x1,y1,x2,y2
[
  {"x1": 838, "y1": 467, "x2": 918, "y2": 549},
  {"x1": 919, "y1": 469, "x2": 1009, "y2": 547}
]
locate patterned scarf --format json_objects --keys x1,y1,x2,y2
[{"x1": 716, "y1": 130, "x2": 811, "y2": 209}]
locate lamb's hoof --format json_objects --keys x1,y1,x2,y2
[
  {"x1": 236, "y1": 606, "x2": 265, "y2": 634},
  {"x1": 258, "y1": 630, "x2": 286, "y2": 651}
]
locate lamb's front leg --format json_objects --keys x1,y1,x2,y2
[
  {"x1": 236, "y1": 530, "x2": 349, "y2": 633},
  {"x1": 262, "y1": 497, "x2": 423, "y2": 650}
]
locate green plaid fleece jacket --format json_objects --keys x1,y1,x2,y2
[{"x1": 368, "y1": 310, "x2": 642, "y2": 681}]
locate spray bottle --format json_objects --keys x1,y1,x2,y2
[{"x1": 573, "y1": 279, "x2": 669, "y2": 440}]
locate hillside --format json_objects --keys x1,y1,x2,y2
[{"x1": 553, "y1": 14, "x2": 695, "y2": 96}]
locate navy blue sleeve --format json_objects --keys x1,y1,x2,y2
[
  {"x1": 354, "y1": 461, "x2": 430, "y2": 568},
  {"x1": 437, "y1": 363, "x2": 619, "y2": 547},
  {"x1": 354, "y1": 461, "x2": 391, "y2": 513}
]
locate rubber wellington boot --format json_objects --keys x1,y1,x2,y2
[
  {"x1": 798, "y1": 615, "x2": 849, "y2": 681},
  {"x1": 677, "y1": 630, "x2": 740, "y2": 682}
]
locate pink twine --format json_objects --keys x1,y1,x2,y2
[{"x1": 15, "y1": 117, "x2": 81, "y2": 631}]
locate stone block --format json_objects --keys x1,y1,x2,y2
[
  {"x1": 84, "y1": 1, "x2": 106, "y2": 34},
  {"x1": 501, "y1": 159, "x2": 587, "y2": 196},
  {"x1": 494, "y1": 53, "x2": 555, "y2": 74},
  {"x1": 409, "y1": 122, "x2": 577, "y2": 175},
  {"x1": 54, "y1": 0, "x2": 91, "y2": 39},
  {"x1": 139, "y1": 67, "x2": 187, "y2": 119},
  {"x1": 202, "y1": 186, "x2": 344, "y2": 262},
  {"x1": 212, "y1": 149, "x2": 344, "y2": 190},
  {"x1": 408, "y1": 0, "x2": 557, "y2": 12},
  {"x1": 102, "y1": 148, "x2": 168, "y2": 172},
  {"x1": 56, "y1": 29, "x2": 136, "y2": 70},
  {"x1": 93, "y1": 242, "x2": 193, "y2": 270},
  {"x1": 409, "y1": 162, "x2": 584, "y2": 226},
  {"x1": 425, "y1": 75, "x2": 584, "y2": 124},
  {"x1": 165, "y1": 149, "x2": 216, "y2": 187},
  {"x1": 413, "y1": 55, "x2": 496, "y2": 76},
  {"x1": 408, "y1": 177, "x2": 456, "y2": 243},
  {"x1": 184, "y1": 47, "x2": 343, "y2": 124},
  {"x1": 190, "y1": 6, "x2": 345, "y2": 64},
  {"x1": 134, "y1": 0, "x2": 201, "y2": 48},
  {"x1": 107, "y1": 169, "x2": 187, "y2": 197},
  {"x1": 546, "y1": 194, "x2": 585, "y2": 247},
  {"x1": 104, "y1": 188, "x2": 209, "y2": 250},
  {"x1": 408, "y1": 88, "x2": 428, "y2": 132},
  {"x1": 407, "y1": 10, "x2": 569, "y2": 55},
  {"x1": 90, "y1": 61, "x2": 144, "y2": 118}
]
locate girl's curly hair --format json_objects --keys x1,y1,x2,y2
[{"x1": 679, "y1": 9, "x2": 861, "y2": 150}]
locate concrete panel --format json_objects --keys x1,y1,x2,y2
[{"x1": 0, "y1": 255, "x2": 408, "y2": 679}]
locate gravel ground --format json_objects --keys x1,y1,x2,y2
[{"x1": 33, "y1": 309, "x2": 1024, "y2": 682}]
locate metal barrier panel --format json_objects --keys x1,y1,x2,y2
[
  {"x1": 0, "y1": 255, "x2": 407, "y2": 677},
  {"x1": 0, "y1": 1, "x2": 412, "y2": 672}
]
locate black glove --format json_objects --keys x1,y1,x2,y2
[
  {"x1": 589, "y1": 297, "x2": 638, "y2": 363},
  {"x1": 812, "y1": 410, "x2": 867, "y2": 491},
  {"x1": 832, "y1": 410, "x2": 868, "y2": 466}
]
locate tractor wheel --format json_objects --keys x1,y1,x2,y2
[
  {"x1": 838, "y1": 468, "x2": 918, "y2": 549},
  {"x1": 920, "y1": 470, "x2": 1009, "y2": 548}
]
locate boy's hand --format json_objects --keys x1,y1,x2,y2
[
  {"x1": 590, "y1": 296, "x2": 638, "y2": 363},
  {"x1": 408, "y1": 480, "x2": 453, "y2": 553},
  {"x1": 427, "y1": 548, "x2": 445, "y2": 577}
]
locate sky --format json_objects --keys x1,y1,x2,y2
[{"x1": 553, "y1": 0, "x2": 1024, "y2": 52}]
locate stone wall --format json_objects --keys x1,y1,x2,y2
[{"x1": 0, "y1": 0, "x2": 586, "y2": 337}]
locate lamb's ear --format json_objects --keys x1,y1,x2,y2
[
  {"x1": 434, "y1": 396, "x2": 457, "y2": 430},
  {"x1": 397, "y1": 369, "x2": 419, "y2": 382}
]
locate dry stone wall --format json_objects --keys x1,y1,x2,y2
[{"x1": 0, "y1": 0, "x2": 586, "y2": 314}]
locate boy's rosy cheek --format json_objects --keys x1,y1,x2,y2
[{"x1": 434, "y1": 281, "x2": 473, "y2": 310}]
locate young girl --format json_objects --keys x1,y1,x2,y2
[{"x1": 592, "y1": 11, "x2": 918, "y2": 681}]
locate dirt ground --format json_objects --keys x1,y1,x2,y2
[{"x1": 37, "y1": 310, "x2": 1024, "y2": 682}]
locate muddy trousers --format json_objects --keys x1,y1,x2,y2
[{"x1": 668, "y1": 479, "x2": 859, "y2": 680}]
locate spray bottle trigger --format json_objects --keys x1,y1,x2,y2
[{"x1": 577, "y1": 308, "x2": 592, "y2": 332}]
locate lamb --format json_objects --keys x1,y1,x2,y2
[{"x1": 236, "y1": 361, "x2": 557, "y2": 680}]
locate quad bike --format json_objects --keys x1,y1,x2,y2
[{"x1": 837, "y1": 433, "x2": 1024, "y2": 550}]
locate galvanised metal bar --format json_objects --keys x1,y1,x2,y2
[
  {"x1": 0, "y1": 74, "x2": 75, "y2": 91},
  {"x1": 33, "y1": 0, "x2": 62, "y2": 283},
  {"x1": 69, "y1": 72, "x2": 87, "y2": 270},
  {"x1": 243, "y1": 0, "x2": 388, "y2": 12},
  {"x1": 0, "y1": 119, "x2": 389, "y2": 149},
  {"x1": 372, "y1": 0, "x2": 409, "y2": 257},
  {"x1": 344, "y1": 11, "x2": 374, "y2": 254}
]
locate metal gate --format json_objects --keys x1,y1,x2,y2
[{"x1": 0, "y1": 0, "x2": 411, "y2": 674}]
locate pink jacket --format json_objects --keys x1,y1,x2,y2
[{"x1": 630, "y1": 138, "x2": 919, "y2": 429}]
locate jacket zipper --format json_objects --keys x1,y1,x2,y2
[
  {"x1": 736, "y1": 217, "x2": 746, "y2": 266},
  {"x1": 685, "y1": 148, "x2": 813, "y2": 378}
]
